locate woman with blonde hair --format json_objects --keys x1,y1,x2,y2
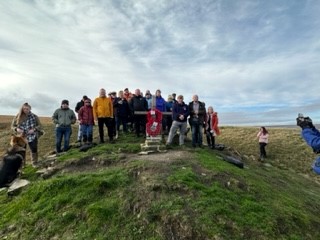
[{"x1": 11, "y1": 102, "x2": 43, "y2": 166}]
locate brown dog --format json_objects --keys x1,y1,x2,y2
[{"x1": 8, "y1": 135, "x2": 27, "y2": 165}]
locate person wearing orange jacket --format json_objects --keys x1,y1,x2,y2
[
  {"x1": 205, "y1": 106, "x2": 220, "y2": 149},
  {"x1": 93, "y1": 88, "x2": 114, "y2": 143}
]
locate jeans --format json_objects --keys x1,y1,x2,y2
[
  {"x1": 81, "y1": 124, "x2": 93, "y2": 143},
  {"x1": 190, "y1": 120, "x2": 203, "y2": 146},
  {"x1": 55, "y1": 126, "x2": 72, "y2": 153},
  {"x1": 167, "y1": 121, "x2": 187, "y2": 145}
]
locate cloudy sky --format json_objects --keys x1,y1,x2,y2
[{"x1": 1, "y1": 0, "x2": 320, "y2": 126}]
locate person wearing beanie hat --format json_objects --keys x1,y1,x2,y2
[
  {"x1": 75, "y1": 95, "x2": 89, "y2": 143},
  {"x1": 61, "y1": 99, "x2": 69, "y2": 105},
  {"x1": 52, "y1": 99, "x2": 76, "y2": 153},
  {"x1": 78, "y1": 98, "x2": 94, "y2": 145}
]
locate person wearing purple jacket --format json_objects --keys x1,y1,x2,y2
[{"x1": 166, "y1": 95, "x2": 189, "y2": 147}]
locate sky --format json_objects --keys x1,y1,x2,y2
[{"x1": 1, "y1": 0, "x2": 320, "y2": 126}]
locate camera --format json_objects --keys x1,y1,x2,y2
[
  {"x1": 297, "y1": 113, "x2": 312, "y2": 123},
  {"x1": 296, "y1": 113, "x2": 314, "y2": 129}
]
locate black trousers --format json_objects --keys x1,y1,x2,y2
[
  {"x1": 98, "y1": 117, "x2": 114, "y2": 141},
  {"x1": 206, "y1": 131, "x2": 215, "y2": 148},
  {"x1": 259, "y1": 142, "x2": 267, "y2": 157},
  {"x1": 133, "y1": 115, "x2": 146, "y2": 137},
  {"x1": 28, "y1": 138, "x2": 38, "y2": 153}
]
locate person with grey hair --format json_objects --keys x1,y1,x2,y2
[{"x1": 188, "y1": 94, "x2": 206, "y2": 148}]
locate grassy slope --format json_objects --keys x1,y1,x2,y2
[{"x1": 1, "y1": 116, "x2": 320, "y2": 239}]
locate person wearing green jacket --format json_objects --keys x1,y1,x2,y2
[{"x1": 52, "y1": 99, "x2": 76, "y2": 153}]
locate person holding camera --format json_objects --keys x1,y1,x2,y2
[{"x1": 296, "y1": 114, "x2": 320, "y2": 174}]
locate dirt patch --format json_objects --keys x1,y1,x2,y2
[
  {"x1": 134, "y1": 150, "x2": 192, "y2": 162},
  {"x1": 57, "y1": 150, "x2": 192, "y2": 175}
]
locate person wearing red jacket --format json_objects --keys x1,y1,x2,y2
[
  {"x1": 78, "y1": 98, "x2": 94, "y2": 145},
  {"x1": 205, "y1": 106, "x2": 220, "y2": 149}
]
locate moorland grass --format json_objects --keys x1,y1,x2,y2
[{"x1": 1, "y1": 117, "x2": 320, "y2": 239}]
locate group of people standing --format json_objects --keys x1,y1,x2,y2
[
  {"x1": 9, "y1": 86, "x2": 270, "y2": 168},
  {"x1": 166, "y1": 94, "x2": 220, "y2": 149}
]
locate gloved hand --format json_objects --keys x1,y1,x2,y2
[{"x1": 296, "y1": 116, "x2": 314, "y2": 129}]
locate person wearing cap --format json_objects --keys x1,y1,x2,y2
[
  {"x1": 166, "y1": 95, "x2": 190, "y2": 147},
  {"x1": 52, "y1": 100, "x2": 77, "y2": 153},
  {"x1": 93, "y1": 88, "x2": 114, "y2": 143},
  {"x1": 172, "y1": 93, "x2": 177, "y2": 103},
  {"x1": 75, "y1": 95, "x2": 88, "y2": 143},
  {"x1": 11, "y1": 102, "x2": 43, "y2": 167},
  {"x1": 78, "y1": 98, "x2": 94, "y2": 145}
]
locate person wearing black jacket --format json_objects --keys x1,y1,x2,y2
[
  {"x1": 75, "y1": 95, "x2": 88, "y2": 143},
  {"x1": 166, "y1": 95, "x2": 189, "y2": 146},
  {"x1": 116, "y1": 90, "x2": 131, "y2": 133},
  {"x1": 129, "y1": 89, "x2": 148, "y2": 137},
  {"x1": 188, "y1": 94, "x2": 206, "y2": 148}
]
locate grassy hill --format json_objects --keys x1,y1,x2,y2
[{"x1": 1, "y1": 116, "x2": 320, "y2": 239}]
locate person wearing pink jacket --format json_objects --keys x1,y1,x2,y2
[{"x1": 257, "y1": 127, "x2": 269, "y2": 160}]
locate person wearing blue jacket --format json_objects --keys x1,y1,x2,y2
[
  {"x1": 155, "y1": 89, "x2": 167, "y2": 133},
  {"x1": 166, "y1": 95, "x2": 189, "y2": 147},
  {"x1": 296, "y1": 114, "x2": 320, "y2": 174}
]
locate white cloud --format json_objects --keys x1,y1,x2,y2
[{"x1": 0, "y1": 0, "x2": 320, "y2": 125}]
